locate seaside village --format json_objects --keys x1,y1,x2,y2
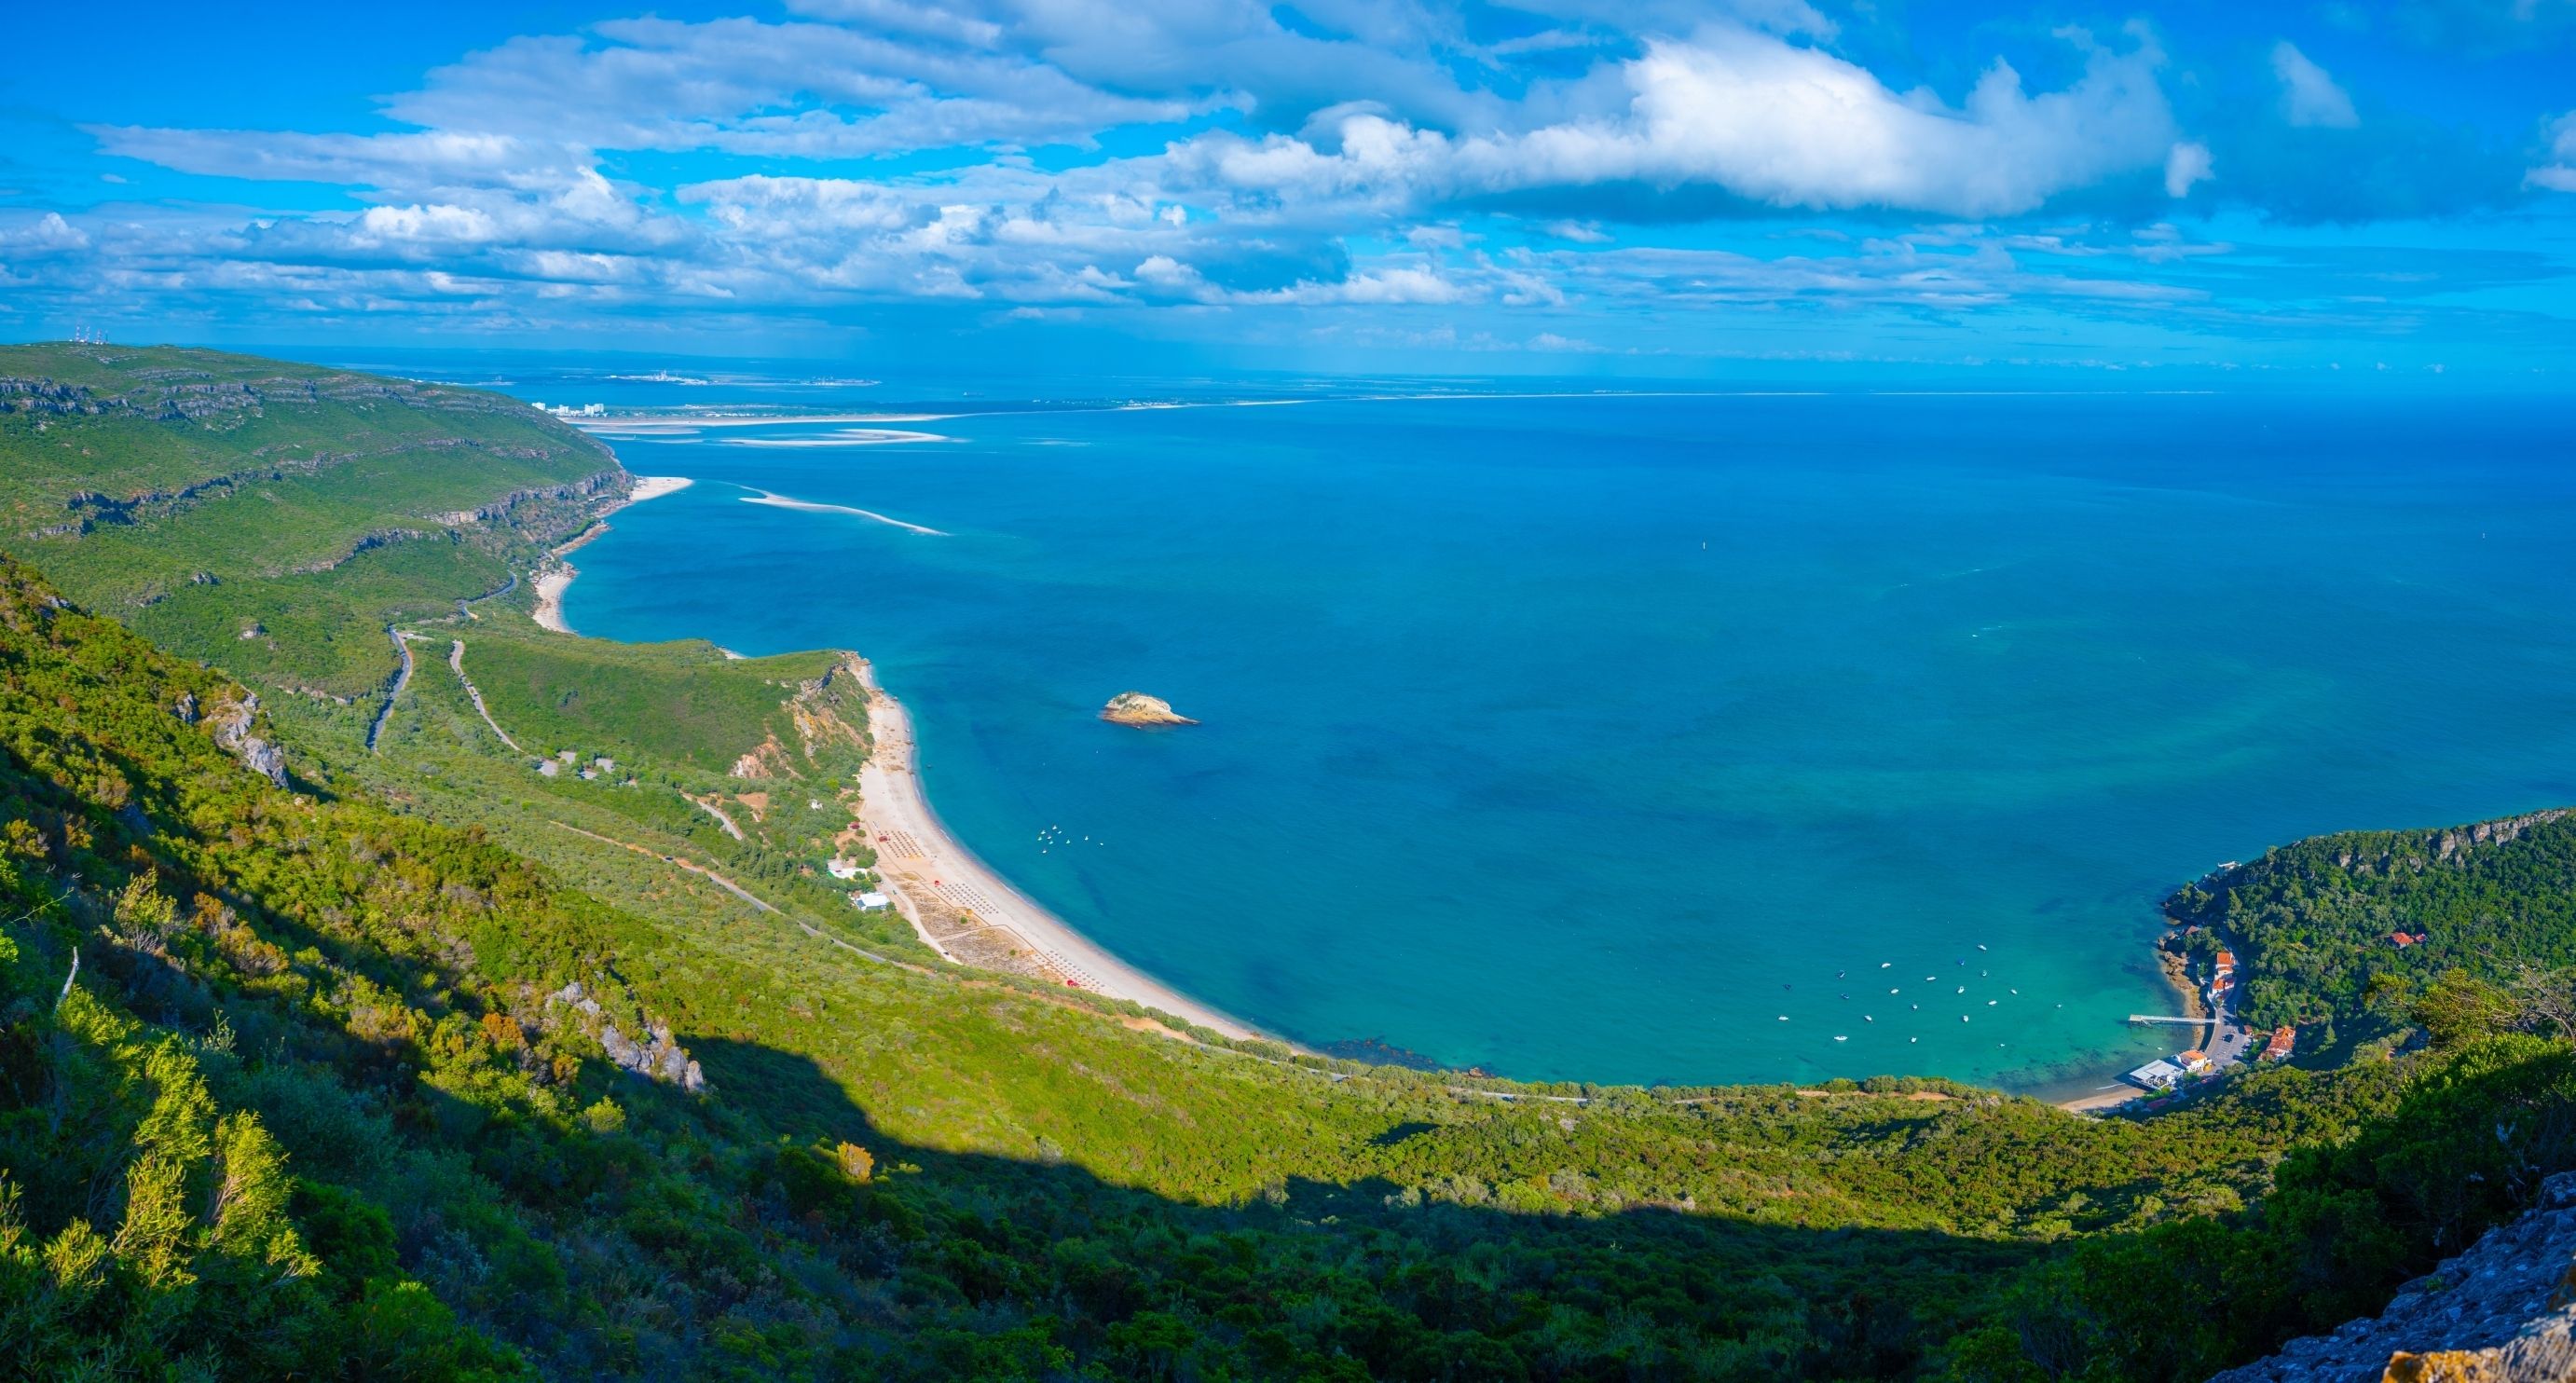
[{"x1": 2124, "y1": 935, "x2": 2298, "y2": 1095}]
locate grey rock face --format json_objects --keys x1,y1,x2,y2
[
  {"x1": 204, "y1": 691, "x2": 288, "y2": 787},
  {"x1": 2211, "y1": 1172, "x2": 2576, "y2": 1383},
  {"x1": 545, "y1": 982, "x2": 706, "y2": 1095}
]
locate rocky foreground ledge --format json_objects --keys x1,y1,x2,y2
[
  {"x1": 1101, "y1": 691, "x2": 1198, "y2": 727},
  {"x1": 2213, "y1": 1172, "x2": 2576, "y2": 1382}
]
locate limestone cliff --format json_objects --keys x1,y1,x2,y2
[
  {"x1": 2213, "y1": 1172, "x2": 2576, "y2": 1382},
  {"x1": 1101, "y1": 691, "x2": 1198, "y2": 727}
]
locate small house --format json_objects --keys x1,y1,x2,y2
[
  {"x1": 826, "y1": 858, "x2": 862, "y2": 881},
  {"x1": 852, "y1": 891, "x2": 890, "y2": 911},
  {"x1": 2262, "y1": 1026, "x2": 2295, "y2": 1061},
  {"x1": 2175, "y1": 1049, "x2": 2212, "y2": 1074}
]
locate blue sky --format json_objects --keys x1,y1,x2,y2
[{"x1": 3, "y1": 0, "x2": 2573, "y2": 376}]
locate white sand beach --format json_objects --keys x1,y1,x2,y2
[
  {"x1": 628, "y1": 473, "x2": 694, "y2": 501},
  {"x1": 851, "y1": 662, "x2": 1268, "y2": 1044},
  {"x1": 531, "y1": 565, "x2": 579, "y2": 634},
  {"x1": 532, "y1": 474, "x2": 690, "y2": 633}
]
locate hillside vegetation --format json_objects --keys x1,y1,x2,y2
[
  {"x1": 12, "y1": 343, "x2": 2576, "y2": 1379},
  {"x1": 0, "y1": 343, "x2": 617, "y2": 695},
  {"x1": 2170, "y1": 809, "x2": 2576, "y2": 1031}
]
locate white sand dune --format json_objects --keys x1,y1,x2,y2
[{"x1": 738, "y1": 488, "x2": 948, "y2": 536}]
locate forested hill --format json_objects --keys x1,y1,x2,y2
[
  {"x1": 0, "y1": 343, "x2": 621, "y2": 695},
  {"x1": 12, "y1": 342, "x2": 2576, "y2": 1378},
  {"x1": 2170, "y1": 809, "x2": 2576, "y2": 1030}
]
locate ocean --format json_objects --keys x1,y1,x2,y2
[{"x1": 387, "y1": 360, "x2": 2576, "y2": 1089}]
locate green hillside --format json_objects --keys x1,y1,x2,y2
[
  {"x1": 2169, "y1": 809, "x2": 2576, "y2": 1030},
  {"x1": 10, "y1": 344, "x2": 2576, "y2": 1379},
  {"x1": 0, "y1": 343, "x2": 620, "y2": 695}
]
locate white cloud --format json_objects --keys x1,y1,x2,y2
[
  {"x1": 386, "y1": 20, "x2": 1199, "y2": 157},
  {"x1": 42, "y1": 3, "x2": 2249, "y2": 333},
  {"x1": 2530, "y1": 111, "x2": 2576, "y2": 191},
  {"x1": 2164, "y1": 142, "x2": 2214, "y2": 197},
  {"x1": 0, "y1": 212, "x2": 91, "y2": 253},
  {"x1": 1162, "y1": 25, "x2": 2182, "y2": 219},
  {"x1": 350, "y1": 204, "x2": 500, "y2": 248},
  {"x1": 2271, "y1": 42, "x2": 2360, "y2": 128}
]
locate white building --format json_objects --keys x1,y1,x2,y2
[
  {"x1": 826, "y1": 858, "x2": 862, "y2": 881},
  {"x1": 852, "y1": 891, "x2": 890, "y2": 911},
  {"x1": 2126, "y1": 1059, "x2": 2185, "y2": 1091}
]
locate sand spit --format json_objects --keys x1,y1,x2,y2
[
  {"x1": 571, "y1": 412, "x2": 955, "y2": 432},
  {"x1": 727, "y1": 428, "x2": 949, "y2": 447},
  {"x1": 627, "y1": 474, "x2": 695, "y2": 501},
  {"x1": 738, "y1": 488, "x2": 948, "y2": 537}
]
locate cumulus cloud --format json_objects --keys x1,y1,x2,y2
[
  {"x1": 2271, "y1": 42, "x2": 2360, "y2": 128},
  {"x1": 2531, "y1": 112, "x2": 2576, "y2": 192},
  {"x1": 47, "y1": 0, "x2": 2562, "y2": 346},
  {"x1": 0, "y1": 212, "x2": 91, "y2": 254},
  {"x1": 2164, "y1": 142, "x2": 2214, "y2": 197},
  {"x1": 1152, "y1": 25, "x2": 2185, "y2": 221}
]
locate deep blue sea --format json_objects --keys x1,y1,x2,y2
[{"x1": 360, "y1": 356, "x2": 2576, "y2": 1090}]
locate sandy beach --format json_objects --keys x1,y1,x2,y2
[
  {"x1": 531, "y1": 474, "x2": 692, "y2": 634},
  {"x1": 849, "y1": 661, "x2": 1269, "y2": 1044}
]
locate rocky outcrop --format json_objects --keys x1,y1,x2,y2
[
  {"x1": 788, "y1": 652, "x2": 870, "y2": 762},
  {"x1": 2212, "y1": 1172, "x2": 2576, "y2": 1383},
  {"x1": 1101, "y1": 691, "x2": 1198, "y2": 727},
  {"x1": 546, "y1": 982, "x2": 707, "y2": 1094},
  {"x1": 202, "y1": 691, "x2": 287, "y2": 787},
  {"x1": 729, "y1": 733, "x2": 796, "y2": 780}
]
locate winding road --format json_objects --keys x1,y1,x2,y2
[
  {"x1": 448, "y1": 639, "x2": 527, "y2": 752},
  {"x1": 365, "y1": 627, "x2": 414, "y2": 753}
]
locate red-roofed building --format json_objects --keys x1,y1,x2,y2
[
  {"x1": 2176, "y1": 1049, "x2": 2212, "y2": 1074},
  {"x1": 2262, "y1": 1026, "x2": 2295, "y2": 1061},
  {"x1": 2390, "y1": 931, "x2": 2428, "y2": 948},
  {"x1": 2214, "y1": 949, "x2": 2237, "y2": 969}
]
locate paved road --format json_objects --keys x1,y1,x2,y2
[
  {"x1": 2203, "y1": 984, "x2": 2254, "y2": 1070},
  {"x1": 448, "y1": 640, "x2": 527, "y2": 752}
]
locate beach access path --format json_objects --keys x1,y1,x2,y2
[{"x1": 850, "y1": 661, "x2": 1269, "y2": 1044}]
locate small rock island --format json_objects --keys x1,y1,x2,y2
[{"x1": 1101, "y1": 691, "x2": 1199, "y2": 727}]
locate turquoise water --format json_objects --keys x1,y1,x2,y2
[{"x1": 535, "y1": 383, "x2": 2576, "y2": 1089}]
